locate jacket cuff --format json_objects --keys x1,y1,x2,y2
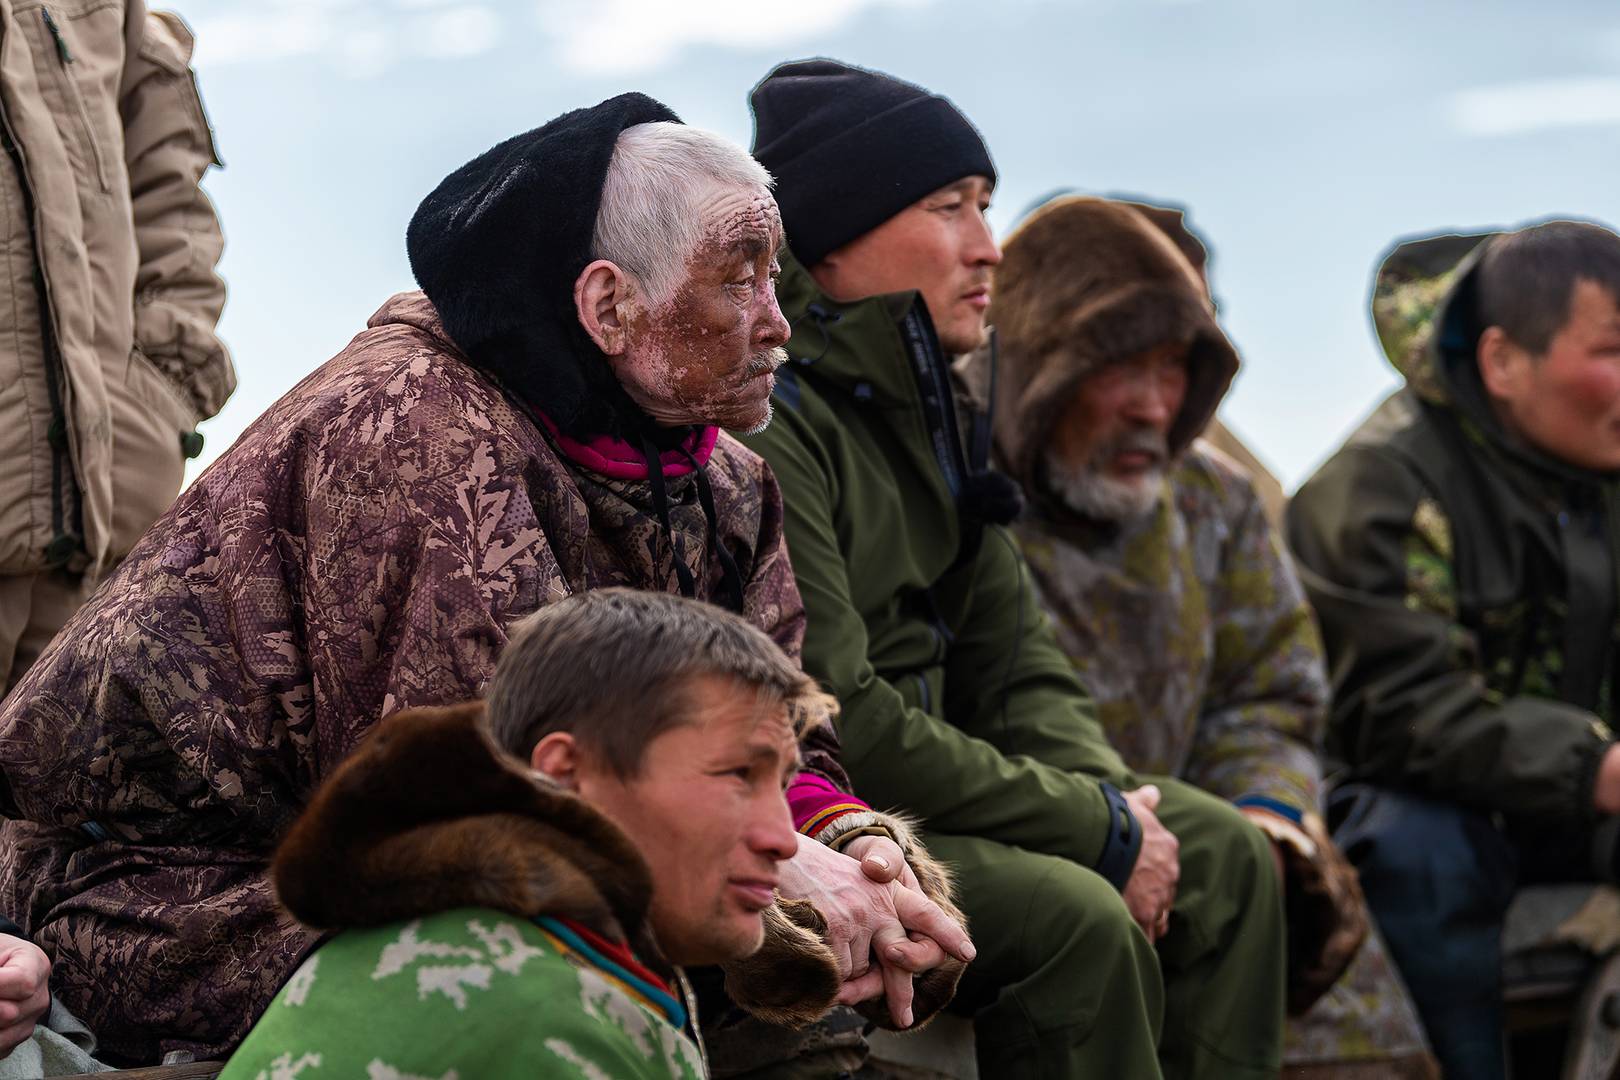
[
  {"x1": 0, "y1": 916, "x2": 24, "y2": 940},
  {"x1": 788, "y1": 772, "x2": 870, "y2": 835},
  {"x1": 1093, "y1": 783, "x2": 1142, "y2": 892},
  {"x1": 810, "y1": 809, "x2": 901, "y2": 852}
]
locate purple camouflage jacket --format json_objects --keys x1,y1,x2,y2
[{"x1": 0, "y1": 291, "x2": 825, "y2": 1063}]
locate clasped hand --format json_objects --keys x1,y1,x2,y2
[{"x1": 775, "y1": 833, "x2": 974, "y2": 1029}]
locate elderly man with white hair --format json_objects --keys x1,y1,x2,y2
[{"x1": 0, "y1": 93, "x2": 969, "y2": 1067}]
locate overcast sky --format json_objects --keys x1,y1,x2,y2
[{"x1": 177, "y1": 0, "x2": 1620, "y2": 489}]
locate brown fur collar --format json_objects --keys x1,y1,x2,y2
[
  {"x1": 274, "y1": 702, "x2": 662, "y2": 962},
  {"x1": 976, "y1": 196, "x2": 1239, "y2": 512},
  {"x1": 272, "y1": 702, "x2": 851, "y2": 1022}
]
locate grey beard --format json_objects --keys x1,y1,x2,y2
[{"x1": 1047, "y1": 458, "x2": 1164, "y2": 524}]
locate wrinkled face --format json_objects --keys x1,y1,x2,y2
[
  {"x1": 1045, "y1": 340, "x2": 1191, "y2": 523},
  {"x1": 576, "y1": 674, "x2": 800, "y2": 967},
  {"x1": 813, "y1": 176, "x2": 1000, "y2": 355},
  {"x1": 615, "y1": 184, "x2": 791, "y2": 434},
  {"x1": 1489, "y1": 280, "x2": 1620, "y2": 472}
]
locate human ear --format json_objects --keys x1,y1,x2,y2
[
  {"x1": 530, "y1": 731, "x2": 582, "y2": 791},
  {"x1": 1477, "y1": 325, "x2": 1527, "y2": 401},
  {"x1": 575, "y1": 260, "x2": 633, "y2": 356}
]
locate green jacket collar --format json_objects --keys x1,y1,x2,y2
[{"x1": 777, "y1": 251, "x2": 922, "y2": 409}]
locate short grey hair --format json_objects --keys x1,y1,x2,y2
[
  {"x1": 593, "y1": 122, "x2": 775, "y2": 307},
  {"x1": 485, "y1": 588, "x2": 834, "y2": 777}
]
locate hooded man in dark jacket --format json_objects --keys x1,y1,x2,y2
[
  {"x1": 1289, "y1": 218, "x2": 1620, "y2": 1080},
  {"x1": 739, "y1": 59, "x2": 1286, "y2": 1079},
  {"x1": 0, "y1": 94, "x2": 967, "y2": 1064}
]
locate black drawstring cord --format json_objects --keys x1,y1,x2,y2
[
  {"x1": 680, "y1": 445, "x2": 747, "y2": 614},
  {"x1": 640, "y1": 434, "x2": 698, "y2": 600},
  {"x1": 791, "y1": 303, "x2": 842, "y2": 367}
]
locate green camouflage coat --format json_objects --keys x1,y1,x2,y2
[
  {"x1": 1288, "y1": 231, "x2": 1620, "y2": 833},
  {"x1": 980, "y1": 196, "x2": 1432, "y2": 1070},
  {"x1": 1014, "y1": 443, "x2": 1324, "y2": 817}
]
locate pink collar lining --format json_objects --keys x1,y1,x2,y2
[{"x1": 532, "y1": 411, "x2": 718, "y2": 481}]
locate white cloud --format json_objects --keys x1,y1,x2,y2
[
  {"x1": 532, "y1": 0, "x2": 932, "y2": 76},
  {"x1": 190, "y1": 0, "x2": 934, "y2": 79},
  {"x1": 191, "y1": 1, "x2": 503, "y2": 74},
  {"x1": 1448, "y1": 76, "x2": 1620, "y2": 137}
]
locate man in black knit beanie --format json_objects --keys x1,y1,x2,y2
[{"x1": 735, "y1": 58, "x2": 1287, "y2": 1079}]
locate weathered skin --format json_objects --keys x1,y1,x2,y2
[
  {"x1": 0, "y1": 291, "x2": 817, "y2": 1065},
  {"x1": 616, "y1": 185, "x2": 789, "y2": 433}
]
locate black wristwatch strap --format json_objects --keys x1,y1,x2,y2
[{"x1": 1094, "y1": 782, "x2": 1143, "y2": 892}]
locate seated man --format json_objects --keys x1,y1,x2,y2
[
  {"x1": 978, "y1": 194, "x2": 1434, "y2": 1077},
  {"x1": 741, "y1": 59, "x2": 1285, "y2": 1078},
  {"x1": 222, "y1": 589, "x2": 832, "y2": 1079},
  {"x1": 0, "y1": 94, "x2": 963, "y2": 1064},
  {"x1": 1288, "y1": 219, "x2": 1620, "y2": 1080}
]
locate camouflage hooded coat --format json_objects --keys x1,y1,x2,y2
[
  {"x1": 972, "y1": 196, "x2": 1432, "y2": 1070},
  {"x1": 975, "y1": 197, "x2": 1325, "y2": 815},
  {"x1": 1288, "y1": 228, "x2": 1620, "y2": 833},
  {"x1": 0, "y1": 95, "x2": 818, "y2": 1064}
]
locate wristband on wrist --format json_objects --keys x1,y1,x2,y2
[{"x1": 1093, "y1": 782, "x2": 1142, "y2": 892}]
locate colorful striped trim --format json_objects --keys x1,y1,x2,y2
[
  {"x1": 799, "y1": 802, "x2": 868, "y2": 838},
  {"x1": 1233, "y1": 794, "x2": 1306, "y2": 826},
  {"x1": 534, "y1": 916, "x2": 687, "y2": 1028}
]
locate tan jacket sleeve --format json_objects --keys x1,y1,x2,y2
[{"x1": 120, "y1": 3, "x2": 232, "y2": 421}]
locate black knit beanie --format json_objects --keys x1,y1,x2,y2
[
  {"x1": 406, "y1": 92, "x2": 683, "y2": 443},
  {"x1": 750, "y1": 59, "x2": 997, "y2": 266}
]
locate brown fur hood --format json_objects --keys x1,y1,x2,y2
[
  {"x1": 272, "y1": 702, "x2": 863, "y2": 1027},
  {"x1": 273, "y1": 702, "x2": 664, "y2": 959},
  {"x1": 971, "y1": 196, "x2": 1239, "y2": 506}
]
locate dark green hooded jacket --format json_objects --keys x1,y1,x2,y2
[
  {"x1": 1287, "y1": 232, "x2": 1619, "y2": 830},
  {"x1": 740, "y1": 256, "x2": 1134, "y2": 871}
]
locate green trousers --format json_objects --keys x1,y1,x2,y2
[{"x1": 927, "y1": 777, "x2": 1286, "y2": 1079}]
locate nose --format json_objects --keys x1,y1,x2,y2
[
  {"x1": 966, "y1": 209, "x2": 1002, "y2": 268},
  {"x1": 1124, "y1": 377, "x2": 1176, "y2": 427},
  {"x1": 749, "y1": 791, "x2": 800, "y2": 863},
  {"x1": 756, "y1": 285, "x2": 791, "y2": 351}
]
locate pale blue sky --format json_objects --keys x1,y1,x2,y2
[{"x1": 179, "y1": 0, "x2": 1620, "y2": 489}]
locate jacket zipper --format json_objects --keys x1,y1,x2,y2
[
  {"x1": 899, "y1": 304, "x2": 967, "y2": 499},
  {"x1": 0, "y1": 105, "x2": 81, "y2": 567},
  {"x1": 41, "y1": 8, "x2": 73, "y2": 63}
]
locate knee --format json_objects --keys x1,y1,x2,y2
[
  {"x1": 1333, "y1": 786, "x2": 1509, "y2": 905},
  {"x1": 1027, "y1": 859, "x2": 1149, "y2": 968},
  {"x1": 1161, "y1": 780, "x2": 1278, "y2": 904}
]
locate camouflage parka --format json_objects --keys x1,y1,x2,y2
[
  {"x1": 0, "y1": 292, "x2": 812, "y2": 1064},
  {"x1": 1288, "y1": 230, "x2": 1620, "y2": 833},
  {"x1": 977, "y1": 195, "x2": 1432, "y2": 1072}
]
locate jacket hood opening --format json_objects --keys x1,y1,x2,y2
[
  {"x1": 978, "y1": 197, "x2": 1238, "y2": 517},
  {"x1": 405, "y1": 92, "x2": 698, "y2": 451}
]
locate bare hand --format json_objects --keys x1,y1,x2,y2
[
  {"x1": 1120, "y1": 785, "x2": 1180, "y2": 944},
  {"x1": 0, "y1": 934, "x2": 49, "y2": 1058},
  {"x1": 777, "y1": 835, "x2": 973, "y2": 1028}
]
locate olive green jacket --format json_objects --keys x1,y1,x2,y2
[
  {"x1": 739, "y1": 256, "x2": 1132, "y2": 870},
  {"x1": 1288, "y1": 231, "x2": 1619, "y2": 830}
]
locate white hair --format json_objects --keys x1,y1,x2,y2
[{"x1": 593, "y1": 122, "x2": 774, "y2": 307}]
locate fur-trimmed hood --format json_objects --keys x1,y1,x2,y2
[
  {"x1": 273, "y1": 702, "x2": 664, "y2": 959},
  {"x1": 272, "y1": 702, "x2": 857, "y2": 1026},
  {"x1": 405, "y1": 93, "x2": 691, "y2": 447},
  {"x1": 970, "y1": 196, "x2": 1238, "y2": 513},
  {"x1": 1369, "y1": 224, "x2": 1612, "y2": 489}
]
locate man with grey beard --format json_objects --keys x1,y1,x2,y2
[{"x1": 972, "y1": 194, "x2": 1438, "y2": 1077}]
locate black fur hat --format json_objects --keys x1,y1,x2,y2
[{"x1": 406, "y1": 93, "x2": 683, "y2": 442}]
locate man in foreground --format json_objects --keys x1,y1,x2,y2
[
  {"x1": 981, "y1": 194, "x2": 1435, "y2": 1078},
  {"x1": 223, "y1": 590, "x2": 833, "y2": 1080},
  {"x1": 1289, "y1": 219, "x2": 1620, "y2": 1079},
  {"x1": 0, "y1": 95, "x2": 962, "y2": 1063},
  {"x1": 740, "y1": 59, "x2": 1285, "y2": 1078}
]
